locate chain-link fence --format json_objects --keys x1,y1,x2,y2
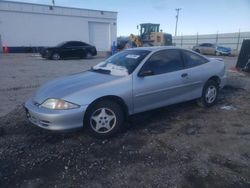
[{"x1": 173, "y1": 31, "x2": 250, "y2": 52}]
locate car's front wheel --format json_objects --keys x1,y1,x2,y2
[
  {"x1": 215, "y1": 51, "x2": 221, "y2": 56},
  {"x1": 198, "y1": 80, "x2": 219, "y2": 107},
  {"x1": 85, "y1": 52, "x2": 92, "y2": 59},
  {"x1": 85, "y1": 100, "x2": 124, "y2": 139},
  {"x1": 51, "y1": 53, "x2": 61, "y2": 60}
]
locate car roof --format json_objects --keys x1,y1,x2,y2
[
  {"x1": 65, "y1": 41, "x2": 84, "y2": 43},
  {"x1": 125, "y1": 46, "x2": 183, "y2": 52},
  {"x1": 124, "y1": 46, "x2": 210, "y2": 61},
  {"x1": 200, "y1": 43, "x2": 215, "y2": 45}
]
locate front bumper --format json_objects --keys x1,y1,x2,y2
[
  {"x1": 24, "y1": 99, "x2": 88, "y2": 131},
  {"x1": 216, "y1": 50, "x2": 231, "y2": 55}
]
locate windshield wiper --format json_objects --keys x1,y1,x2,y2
[{"x1": 90, "y1": 68, "x2": 111, "y2": 74}]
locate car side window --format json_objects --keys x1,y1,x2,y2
[
  {"x1": 183, "y1": 50, "x2": 208, "y2": 68},
  {"x1": 81, "y1": 42, "x2": 89, "y2": 46},
  {"x1": 71, "y1": 42, "x2": 79, "y2": 47},
  {"x1": 141, "y1": 49, "x2": 184, "y2": 75},
  {"x1": 63, "y1": 42, "x2": 74, "y2": 48},
  {"x1": 75, "y1": 42, "x2": 87, "y2": 47}
]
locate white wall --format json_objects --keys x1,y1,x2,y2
[{"x1": 0, "y1": 1, "x2": 117, "y2": 51}]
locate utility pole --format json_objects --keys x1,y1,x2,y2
[{"x1": 175, "y1": 8, "x2": 181, "y2": 36}]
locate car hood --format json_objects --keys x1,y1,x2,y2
[{"x1": 32, "y1": 71, "x2": 119, "y2": 104}]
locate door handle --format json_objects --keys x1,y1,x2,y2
[{"x1": 181, "y1": 73, "x2": 188, "y2": 78}]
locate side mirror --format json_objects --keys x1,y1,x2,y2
[{"x1": 138, "y1": 70, "x2": 154, "y2": 77}]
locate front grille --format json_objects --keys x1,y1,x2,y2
[{"x1": 39, "y1": 120, "x2": 50, "y2": 127}]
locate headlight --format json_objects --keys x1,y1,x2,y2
[{"x1": 41, "y1": 99, "x2": 80, "y2": 110}]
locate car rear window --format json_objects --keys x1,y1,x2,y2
[{"x1": 182, "y1": 50, "x2": 208, "y2": 68}]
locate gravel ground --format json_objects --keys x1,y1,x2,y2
[
  {"x1": 0, "y1": 54, "x2": 105, "y2": 117},
  {"x1": 1, "y1": 53, "x2": 250, "y2": 188}
]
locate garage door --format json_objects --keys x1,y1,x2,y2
[{"x1": 89, "y1": 22, "x2": 110, "y2": 51}]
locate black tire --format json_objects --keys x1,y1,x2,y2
[
  {"x1": 84, "y1": 100, "x2": 124, "y2": 139},
  {"x1": 85, "y1": 52, "x2": 92, "y2": 59},
  {"x1": 82, "y1": 51, "x2": 92, "y2": 59},
  {"x1": 198, "y1": 80, "x2": 219, "y2": 107},
  {"x1": 51, "y1": 53, "x2": 60, "y2": 60}
]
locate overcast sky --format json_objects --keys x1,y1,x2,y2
[{"x1": 6, "y1": 0, "x2": 250, "y2": 36}]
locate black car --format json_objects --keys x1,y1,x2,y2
[{"x1": 40, "y1": 41, "x2": 97, "y2": 60}]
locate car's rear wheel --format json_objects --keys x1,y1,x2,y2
[
  {"x1": 195, "y1": 49, "x2": 200, "y2": 53},
  {"x1": 52, "y1": 53, "x2": 60, "y2": 60},
  {"x1": 85, "y1": 100, "x2": 124, "y2": 139},
  {"x1": 85, "y1": 52, "x2": 92, "y2": 59},
  {"x1": 198, "y1": 80, "x2": 219, "y2": 107}
]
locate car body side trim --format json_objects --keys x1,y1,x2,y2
[{"x1": 134, "y1": 81, "x2": 202, "y2": 98}]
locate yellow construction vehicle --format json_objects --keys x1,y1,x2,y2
[
  {"x1": 139, "y1": 23, "x2": 172, "y2": 47},
  {"x1": 117, "y1": 23, "x2": 172, "y2": 50},
  {"x1": 128, "y1": 34, "x2": 142, "y2": 47}
]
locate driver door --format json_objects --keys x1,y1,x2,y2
[
  {"x1": 61, "y1": 42, "x2": 76, "y2": 58},
  {"x1": 132, "y1": 49, "x2": 189, "y2": 113}
]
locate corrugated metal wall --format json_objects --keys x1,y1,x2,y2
[{"x1": 173, "y1": 32, "x2": 250, "y2": 51}]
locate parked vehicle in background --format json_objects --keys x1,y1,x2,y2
[
  {"x1": 40, "y1": 41, "x2": 97, "y2": 60},
  {"x1": 192, "y1": 43, "x2": 231, "y2": 56},
  {"x1": 25, "y1": 47, "x2": 226, "y2": 138}
]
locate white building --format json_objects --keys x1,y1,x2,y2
[{"x1": 0, "y1": 1, "x2": 117, "y2": 51}]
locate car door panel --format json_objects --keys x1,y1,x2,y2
[
  {"x1": 133, "y1": 69, "x2": 194, "y2": 113},
  {"x1": 208, "y1": 44, "x2": 215, "y2": 55},
  {"x1": 60, "y1": 43, "x2": 75, "y2": 58},
  {"x1": 63, "y1": 42, "x2": 81, "y2": 58},
  {"x1": 199, "y1": 44, "x2": 207, "y2": 54},
  {"x1": 200, "y1": 46, "x2": 206, "y2": 54},
  {"x1": 181, "y1": 66, "x2": 204, "y2": 99},
  {"x1": 132, "y1": 49, "x2": 190, "y2": 114},
  {"x1": 181, "y1": 50, "x2": 212, "y2": 99},
  {"x1": 75, "y1": 42, "x2": 85, "y2": 58}
]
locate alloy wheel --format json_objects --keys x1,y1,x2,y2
[
  {"x1": 90, "y1": 108, "x2": 116, "y2": 134},
  {"x1": 205, "y1": 85, "x2": 217, "y2": 104}
]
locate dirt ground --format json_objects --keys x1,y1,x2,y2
[{"x1": 0, "y1": 54, "x2": 250, "y2": 188}]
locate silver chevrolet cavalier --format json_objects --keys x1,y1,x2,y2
[{"x1": 25, "y1": 47, "x2": 226, "y2": 138}]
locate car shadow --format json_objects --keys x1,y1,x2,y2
[{"x1": 126, "y1": 84, "x2": 244, "y2": 134}]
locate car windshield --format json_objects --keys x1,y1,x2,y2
[
  {"x1": 91, "y1": 50, "x2": 150, "y2": 76},
  {"x1": 217, "y1": 45, "x2": 227, "y2": 49}
]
